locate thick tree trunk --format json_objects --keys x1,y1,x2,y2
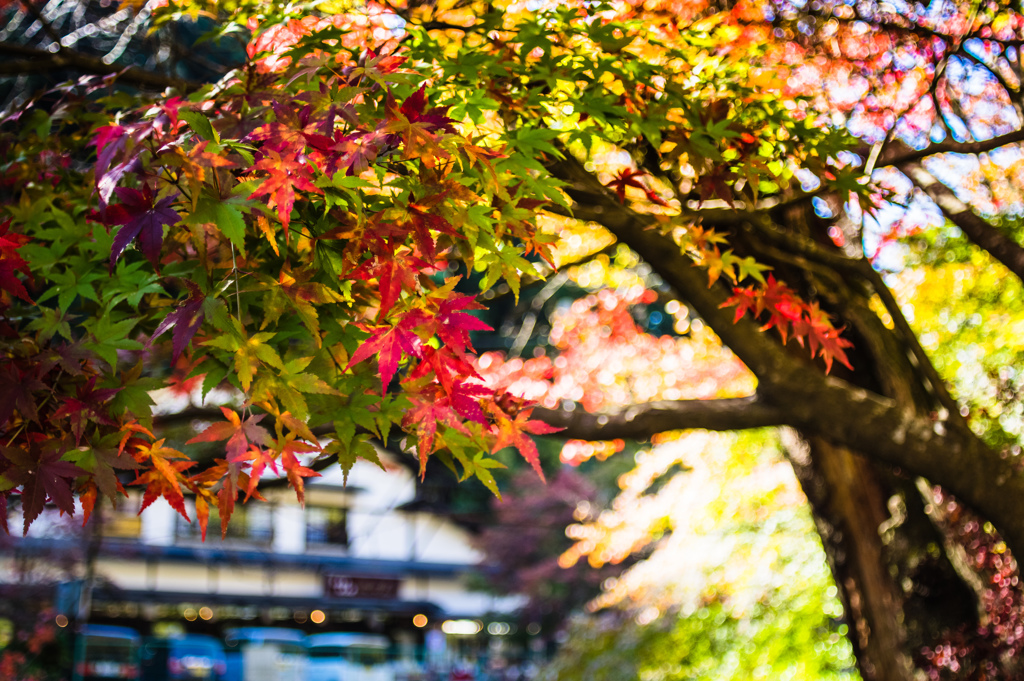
[
  {"x1": 783, "y1": 433, "x2": 981, "y2": 680},
  {"x1": 784, "y1": 435, "x2": 913, "y2": 681},
  {"x1": 770, "y1": 200, "x2": 980, "y2": 680}
]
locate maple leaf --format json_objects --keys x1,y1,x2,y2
[
  {"x1": 4, "y1": 441, "x2": 85, "y2": 532},
  {"x1": 405, "y1": 345, "x2": 489, "y2": 419},
  {"x1": 343, "y1": 49, "x2": 409, "y2": 85},
  {"x1": 792, "y1": 302, "x2": 854, "y2": 373},
  {"x1": 151, "y1": 280, "x2": 206, "y2": 362},
  {"x1": 431, "y1": 294, "x2": 492, "y2": 355},
  {"x1": 200, "y1": 323, "x2": 284, "y2": 392},
  {"x1": 52, "y1": 376, "x2": 122, "y2": 445},
  {"x1": 397, "y1": 86, "x2": 457, "y2": 134},
  {"x1": 0, "y1": 219, "x2": 32, "y2": 304},
  {"x1": 74, "y1": 446, "x2": 141, "y2": 503},
  {"x1": 604, "y1": 168, "x2": 669, "y2": 206},
  {"x1": 487, "y1": 402, "x2": 563, "y2": 481},
  {"x1": 402, "y1": 384, "x2": 476, "y2": 475},
  {"x1": 216, "y1": 464, "x2": 244, "y2": 539},
  {"x1": 696, "y1": 165, "x2": 736, "y2": 207},
  {"x1": 281, "y1": 440, "x2": 319, "y2": 504},
  {"x1": 0, "y1": 361, "x2": 46, "y2": 426},
  {"x1": 346, "y1": 311, "x2": 428, "y2": 391},
  {"x1": 721, "y1": 276, "x2": 852, "y2": 373},
  {"x1": 402, "y1": 202, "x2": 460, "y2": 260},
  {"x1": 243, "y1": 445, "x2": 280, "y2": 501},
  {"x1": 329, "y1": 129, "x2": 390, "y2": 176},
  {"x1": 164, "y1": 355, "x2": 205, "y2": 397},
  {"x1": 187, "y1": 407, "x2": 273, "y2": 462},
  {"x1": 351, "y1": 243, "x2": 430, "y2": 319},
  {"x1": 105, "y1": 185, "x2": 181, "y2": 270},
  {"x1": 42, "y1": 341, "x2": 93, "y2": 378},
  {"x1": 92, "y1": 124, "x2": 130, "y2": 207},
  {"x1": 250, "y1": 103, "x2": 333, "y2": 154},
  {"x1": 247, "y1": 150, "x2": 323, "y2": 235},
  {"x1": 80, "y1": 482, "x2": 99, "y2": 525},
  {"x1": 195, "y1": 493, "x2": 212, "y2": 541},
  {"x1": 382, "y1": 86, "x2": 456, "y2": 167},
  {"x1": 721, "y1": 286, "x2": 761, "y2": 323},
  {"x1": 134, "y1": 439, "x2": 194, "y2": 520}
]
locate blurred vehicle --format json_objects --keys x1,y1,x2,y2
[
  {"x1": 222, "y1": 627, "x2": 307, "y2": 681},
  {"x1": 307, "y1": 633, "x2": 395, "y2": 681},
  {"x1": 73, "y1": 625, "x2": 142, "y2": 681},
  {"x1": 448, "y1": 664, "x2": 474, "y2": 681},
  {"x1": 141, "y1": 634, "x2": 227, "y2": 680}
]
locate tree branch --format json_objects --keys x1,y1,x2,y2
[
  {"x1": 0, "y1": 42, "x2": 201, "y2": 91},
  {"x1": 904, "y1": 163, "x2": 1024, "y2": 282},
  {"x1": 543, "y1": 151, "x2": 1024, "y2": 561},
  {"x1": 873, "y1": 128, "x2": 1024, "y2": 169},
  {"x1": 534, "y1": 395, "x2": 790, "y2": 440},
  {"x1": 545, "y1": 153, "x2": 811, "y2": 385}
]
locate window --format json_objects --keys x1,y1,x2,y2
[
  {"x1": 101, "y1": 495, "x2": 142, "y2": 539},
  {"x1": 175, "y1": 502, "x2": 273, "y2": 545},
  {"x1": 306, "y1": 507, "x2": 348, "y2": 548}
]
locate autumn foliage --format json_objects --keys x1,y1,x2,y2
[{"x1": 0, "y1": 0, "x2": 864, "y2": 539}]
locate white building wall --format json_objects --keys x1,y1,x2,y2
[
  {"x1": 272, "y1": 504, "x2": 306, "y2": 554},
  {"x1": 140, "y1": 498, "x2": 177, "y2": 546}
]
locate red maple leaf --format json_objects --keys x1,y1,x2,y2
[
  {"x1": 352, "y1": 246, "x2": 428, "y2": 319},
  {"x1": 486, "y1": 401, "x2": 562, "y2": 481},
  {"x1": 134, "y1": 439, "x2": 195, "y2": 520},
  {"x1": 354, "y1": 49, "x2": 409, "y2": 82},
  {"x1": 721, "y1": 286, "x2": 761, "y2": 323},
  {"x1": 187, "y1": 407, "x2": 274, "y2": 462},
  {"x1": 104, "y1": 185, "x2": 181, "y2": 270},
  {"x1": 242, "y1": 446, "x2": 281, "y2": 501},
  {"x1": 346, "y1": 311, "x2": 428, "y2": 391},
  {"x1": 397, "y1": 86, "x2": 456, "y2": 133},
  {"x1": 151, "y1": 280, "x2": 206, "y2": 362},
  {"x1": 92, "y1": 124, "x2": 129, "y2": 207},
  {"x1": 0, "y1": 219, "x2": 32, "y2": 304},
  {"x1": 792, "y1": 302, "x2": 854, "y2": 373},
  {"x1": 52, "y1": 376, "x2": 121, "y2": 445},
  {"x1": 281, "y1": 440, "x2": 319, "y2": 504},
  {"x1": 249, "y1": 103, "x2": 333, "y2": 154},
  {"x1": 382, "y1": 87, "x2": 456, "y2": 165},
  {"x1": 3, "y1": 438, "x2": 85, "y2": 532},
  {"x1": 247, "y1": 150, "x2": 323, "y2": 234},
  {"x1": 604, "y1": 168, "x2": 669, "y2": 206},
  {"x1": 0, "y1": 361, "x2": 46, "y2": 426},
  {"x1": 406, "y1": 345, "x2": 477, "y2": 396},
  {"x1": 431, "y1": 294, "x2": 492, "y2": 355},
  {"x1": 329, "y1": 129, "x2": 390, "y2": 176},
  {"x1": 403, "y1": 202, "x2": 460, "y2": 260},
  {"x1": 164, "y1": 355, "x2": 205, "y2": 397},
  {"x1": 403, "y1": 388, "x2": 469, "y2": 474},
  {"x1": 721, "y1": 276, "x2": 853, "y2": 373}
]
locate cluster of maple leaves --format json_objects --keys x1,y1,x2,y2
[
  {"x1": 0, "y1": 9, "x2": 566, "y2": 536},
  {"x1": 0, "y1": 0, "x2": 868, "y2": 538}
]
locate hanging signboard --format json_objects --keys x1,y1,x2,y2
[{"x1": 323, "y1": 574, "x2": 401, "y2": 599}]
